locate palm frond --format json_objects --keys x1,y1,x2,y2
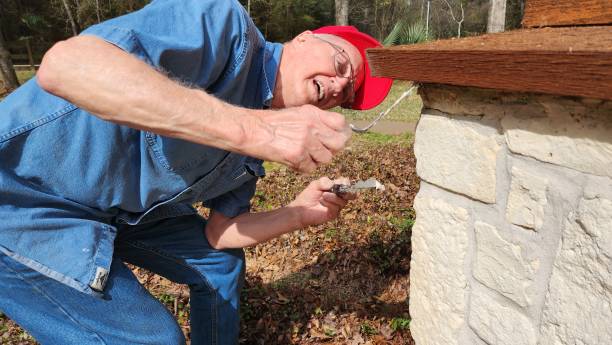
[{"x1": 383, "y1": 19, "x2": 428, "y2": 46}]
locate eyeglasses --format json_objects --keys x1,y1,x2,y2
[{"x1": 313, "y1": 35, "x2": 355, "y2": 106}]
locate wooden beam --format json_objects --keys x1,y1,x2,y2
[
  {"x1": 523, "y1": 0, "x2": 612, "y2": 27},
  {"x1": 366, "y1": 26, "x2": 612, "y2": 101}
]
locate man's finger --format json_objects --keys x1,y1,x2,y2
[
  {"x1": 316, "y1": 127, "x2": 350, "y2": 154},
  {"x1": 295, "y1": 158, "x2": 317, "y2": 174},
  {"x1": 318, "y1": 109, "x2": 349, "y2": 132},
  {"x1": 338, "y1": 192, "x2": 357, "y2": 201},
  {"x1": 319, "y1": 199, "x2": 342, "y2": 216},
  {"x1": 322, "y1": 193, "x2": 348, "y2": 208},
  {"x1": 309, "y1": 145, "x2": 333, "y2": 165},
  {"x1": 333, "y1": 177, "x2": 350, "y2": 186},
  {"x1": 315, "y1": 177, "x2": 334, "y2": 190}
]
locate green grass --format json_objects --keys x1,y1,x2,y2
[
  {"x1": 334, "y1": 80, "x2": 422, "y2": 122},
  {"x1": 1, "y1": 69, "x2": 36, "y2": 101},
  {"x1": 17, "y1": 69, "x2": 36, "y2": 83},
  {"x1": 390, "y1": 317, "x2": 411, "y2": 331},
  {"x1": 262, "y1": 161, "x2": 284, "y2": 172},
  {"x1": 354, "y1": 131, "x2": 413, "y2": 145},
  {"x1": 360, "y1": 322, "x2": 378, "y2": 336}
]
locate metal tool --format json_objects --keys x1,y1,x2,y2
[{"x1": 329, "y1": 178, "x2": 385, "y2": 194}]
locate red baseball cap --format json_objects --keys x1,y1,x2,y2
[{"x1": 313, "y1": 26, "x2": 393, "y2": 110}]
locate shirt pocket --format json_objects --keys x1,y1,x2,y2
[
  {"x1": 202, "y1": 156, "x2": 265, "y2": 217},
  {"x1": 192, "y1": 155, "x2": 264, "y2": 202},
  {"x1": 145, "y1": 133, "x2": 227, "y2": 173},
  {"x1": 115, "y1": 152, "x2": 248, "y2": 225}
]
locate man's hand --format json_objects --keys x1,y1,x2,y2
[
  {"x1": 205, "y1": 176, "x2": 355, "y2": 250},
  {"x1": 288, "y1": 177, "x2": 355, "y2": 228},
  {"x1": 248, "y1": 105, "x2": 351, "y2": 174}
]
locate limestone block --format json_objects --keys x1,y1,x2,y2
[
  {"x1": 539, "y1": 196, "x2": 612, "y2": 345},
  {"x1": 419, "y1": 84, "x2": 543, "y2": 119},
  {"x1": 502, "y1": 101, "x2": 612, "y2": 179},
  {"x1": 505, "y1": 166, "x2": 549, "y2": 230},
  {"x1": 469, "y1": 292, "x2": 537, "y2": 345},
  {"x1": 415, "y1": 113, "x2": 501, "y2": 203},
  {"x1": 473, "y1": 222, "x2": 539, "y2": 307},
  {"x1": 410, "y1": 193, "x2": 470, "y2": 345}
]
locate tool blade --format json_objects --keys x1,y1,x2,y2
[{"x1": 330, "y1": 178, "x2": 385, "y2": 194}]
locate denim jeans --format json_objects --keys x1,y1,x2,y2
[{"x1": 0, "y1": 215, "x2": 245, "y2": 345}]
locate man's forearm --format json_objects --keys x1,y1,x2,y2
[
  {"x1": 205, "y1": 207, "x2": 304, "y2": 250},
  {"x1": 37, "y1": 35, "x2": 262, "y2": 154},
  {"x1": 37, "y1": 35, "x2": 351, "y2": 173}
]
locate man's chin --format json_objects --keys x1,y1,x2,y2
[{"x1": 316, "y1": 101, "x2": 337, "y2": 110}]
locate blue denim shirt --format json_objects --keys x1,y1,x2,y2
[{"x1": 0, "y1": 0, "x2": 282, "y2": 296}]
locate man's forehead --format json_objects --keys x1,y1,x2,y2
[{"x1": 315, "y1": 34, "x2": 360, "y2": 58}]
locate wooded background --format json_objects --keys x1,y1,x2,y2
[{"x1": 0, "y1": 0, "x2": 525, "y2": 92}]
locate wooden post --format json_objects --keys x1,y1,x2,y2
[{"x1": 523, "y1": 0, "x2": 612, "y2": 27}]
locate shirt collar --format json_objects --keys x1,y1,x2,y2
[{"x1": 261, "y1": 41, "x2": 283, "y2": 108}]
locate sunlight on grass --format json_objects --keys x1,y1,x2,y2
[
  {"x1": 17, "y1": 69, "x2": 36, "y2": 83},
  {"x1": 263, "y1": 161, "x2": 284, "y2": 172},
  {"x1": 334, "y1": 80, "x2": 422, "y2": 122},
  {"x1": 352, "y1": 131, "x2": 413, "y2": 145},
  {"x1": 1, "y1": 69, "x2": 36, "y2": 101}
]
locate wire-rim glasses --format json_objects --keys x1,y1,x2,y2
[{"x1": 313, "y1": 35, "x2": 355, "y2": 106}]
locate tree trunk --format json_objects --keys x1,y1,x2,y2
[
  {"x1": 95, "y1": 0, "x2": 101, "y2": 23},
  {"x1": 60, "y1": 0, "x2": 80, "y2": 36},
  {"x1": 73, "y1": 0, "x2": 82, "y2": 27},
  {"x1": 335, "y1": 0, "x2": 349, "y2": 26},
  {"x1": 0, "y1": 26, "x2": 20, "y2": 92},
  {"x1": 487, "y1": 0, "x2": 507, "y2": 33},
  {"x1": 24, "y1": 38, "x2": 34, "y2": 70},
  {"x1": 362, "y1": 7, "x2": 369, "y2": 31},
  {"x1": 425, "y1": 0, "x2": 430, "y2": 39}
]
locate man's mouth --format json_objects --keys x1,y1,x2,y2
[{"x1": 314, "y1": 80, "x2": 325, "y2": 102}]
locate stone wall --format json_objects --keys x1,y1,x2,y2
[{"x1": 409, "y1": 85, "x2": 612, "y2": 345}]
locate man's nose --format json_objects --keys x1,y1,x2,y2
[{"x1": 331, "y1": 76, "x2": 349, "y2": 95}]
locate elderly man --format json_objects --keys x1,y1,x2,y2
[{"x1": 0, "y1": 0, "x2": 392, "y2": 344}]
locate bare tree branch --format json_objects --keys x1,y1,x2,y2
[
  {"x1": 60, "y1": 0, "x2": 80, "y2": 36},
  {"x1": 440, "y1": 0, "x2": 464, "y2": 37}
]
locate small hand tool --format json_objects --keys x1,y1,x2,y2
[{"x1": 329, "y1": 178, "x2": 385, "y2": 194}]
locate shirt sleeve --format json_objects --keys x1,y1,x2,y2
[
  {"x1": 81, "y1": 0, "x2": 249, "y2": 88},
  {"x1": 204, "y1": 177, "x2": 258, "y2": 218}
]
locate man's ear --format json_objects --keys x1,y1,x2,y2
[{"x1": 294, "y1": 30, "x2": 313, "y2": 43}]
